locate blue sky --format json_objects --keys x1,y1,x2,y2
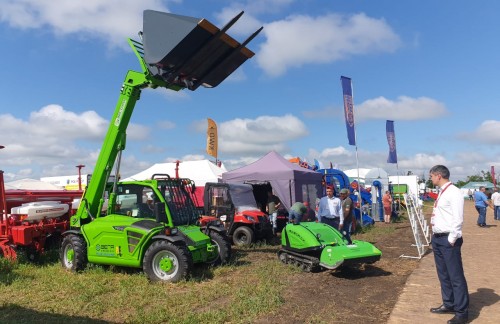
[{"x1": 1, "y1": 0, "x2": 499, "y2": 183}]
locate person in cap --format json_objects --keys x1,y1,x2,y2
[
  {"x1": 317, "y1": 186, "x2": 343, "y2": 230},
  {"x1": 339, "y1": 188, "x2": 355, "y2": 244}
]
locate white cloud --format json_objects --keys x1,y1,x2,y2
[
  {"x1": 0, "y1": 104, "x2": 150, "y2": 176},
  {"x1": 257, "y1": 13, "x2": 401, "y2": 76},
  {"x1": 398, "y1": 153, "x2": 447, "y2": 170},
  {"x1": 218, "y1": 114, "x2": 308, "y2": 154},
  {"x1": 357, "y1": 96, "x2": 448, "y2": 121},
  {"x1": 157, "y1": 120, "x2": 176, "y2": 130},
  {"x1": 0, "y1": 0, "x2": 170, "y2": 48},
  {"x1": 460, "y1": 120, "x2": 500, "y2": 144},
  {"x1": 319, "y1": 146, "x2": 352, "y2": 158},
  {"x1": 214, "y1": 0, "x2": 293, "y2": 36},
  {"x1": 303, "y1": 96, "x2": 448, "y2": 122}
]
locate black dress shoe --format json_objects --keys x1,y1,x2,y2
[
  {"x1": 447, "y1": 315, "x2": 468, "y2": 324},
  {"x1": 430, "y1": 304, "x2": 455, "y2": 314}
]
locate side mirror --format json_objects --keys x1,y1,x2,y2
[{"x1": 154, "y1": 202, "x2": 167, "y2": 223}]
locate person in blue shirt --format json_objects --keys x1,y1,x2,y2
[{"x1": 474, "y1": 186, "x2": 493, "y2": 227}]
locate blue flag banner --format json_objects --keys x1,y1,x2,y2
[
  {"x1": 386, "y1": 120, "x2": 398, "y2": 163},
  {"x1": 341, "y1": 76, "x2": 356, "y2": 146}
]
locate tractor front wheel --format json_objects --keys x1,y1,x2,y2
[
  {"x1": 60, "y1": 234, "x2": 87, "y2": 272},
  {"x1": 143, "y1": 240, "x2": 191, "y2": 283},
  {"x1": 206, "y1": 232, "x2": 231, "y2": 266},
  {"x1": 232, "y1": 226, "x2": 254, "y2": 246}
]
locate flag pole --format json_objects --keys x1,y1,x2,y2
[
  {"x1": 386, "y1": 120, "x2": 399, "y2": 220},
  {"x1": 341, "y1": 76, "x2": 363, "y2": 227}
]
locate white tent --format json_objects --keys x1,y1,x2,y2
[
  {"x1": 123, "y1": 160, "x2": 226, "y2": 186},
  {"x1": 6, "y1": 178, "x2": 65, "y2": 190},
  {"x1": 343, "y1": 168, "x2": 371, "y2": 185},
  {"x1": 343, "y1": 168, "x2": 389, "y2": 188}
]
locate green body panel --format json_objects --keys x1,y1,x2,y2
[
  {"x1": 319, "y1": 240, "x2": 382, "y2": 269},
  {"x1": 281, "y1": 222, "x2": 382, "y2": 269},
  {"x1": 281, "y1": 222, "x2": 345, "y2": 248},
  {"x1": 178, "y1": 225, "x2": 218, "y2": 263},
  {"x1": 82, "y1": 215, "x2": 163, "y2": 267}
]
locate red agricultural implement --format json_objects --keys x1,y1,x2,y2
[{"x1": 0, "y1": 171, "x2": 82, "y2": 260}]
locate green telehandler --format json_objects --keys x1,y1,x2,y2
[{"x1": 60, "y1": 10, "x2": 262, "y2": 282}]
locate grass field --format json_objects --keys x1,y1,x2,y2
[
  {"x1": 0, "y1": 244, "x2": 300, "y2": 324},
  {"x1": 0, "y1": 208, "x2": 415, "y2": 324}
]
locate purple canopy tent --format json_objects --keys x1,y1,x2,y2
[{"x1": 221, "y1": 151, "x2": 323, "y2": 210}]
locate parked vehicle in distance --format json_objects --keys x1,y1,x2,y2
[{"x1": 200, "y1": 182, "x2": 272, "y2": 246}]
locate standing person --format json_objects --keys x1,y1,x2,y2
[
  {"x1": 266, "y1": 191, "x2": 281, "y2": 234},
  {"x1": 318, "y1": 186, "x2": 343, "y2": 230},
  {"x1": 467, "y1": 189, "x2": 473, "y2": 201},
  {"x1": 490, "y1": 187, "x2": 500, "y2": 221},
  {"x1": 428, "y1": 165, "x2": 469, "y2": 324},
  {"x1": 288, "y1": 202, "x2": 307, "y2": 225},
  {"x1": 339, "y1": 188, "x2": 355, "y2": 244},
  {"x1": 474, "y1": 186, "x2": 493, "y2": 227},
  {"x1": 382, "y1": 190, "x2": 393, "y2": 223}
]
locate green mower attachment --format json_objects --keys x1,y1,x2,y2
[{"x1": 278, "y1": 222, "x2": 381, "y2": 272}]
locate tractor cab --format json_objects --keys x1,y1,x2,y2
[{"x1": 201, "y1": 183, "x2": 272, "y2": 246}]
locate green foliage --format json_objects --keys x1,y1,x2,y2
[{"x1": 0, "y1": 257, "x2": 17, "y2": 274}]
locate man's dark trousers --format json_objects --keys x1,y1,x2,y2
[
  {"x1": 432, "y1": 235, "x2": 469, "y2": 319},
  {"x1": 321, "y1": 217, "x2": 339, "y2": 230}
]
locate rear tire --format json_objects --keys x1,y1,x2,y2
[
  {"x1": 232, "y1": 226, "x2": 254, "y2": 246},
  {"x1": 206, "y1": 232, "x2": 231, "y2": 266},
  {"x1": 143, "y1": 240, "x2": 191, "y2": 283},
  {"x1": 60, "y1": 234, "x2": 87, "y2": 272}
]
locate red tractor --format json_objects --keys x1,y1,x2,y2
[
  {"x1": 0, "y1": 171, "x2": 82, "y2": 260},
  {"x1": 200, "y1": 182, "x2": 272, "y2": 246}
]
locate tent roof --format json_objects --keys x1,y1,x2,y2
[
  {"x1": 222, "y1": 151, "x2": 323, "y2": 210},
  {"x1": 6, "y1": 178, "x2": 64, "y2": 190},
  {"x1": 222, "y1": 151, "x2": 321, "y2": 181},
  {"x1": 123, "y1": 160, "x2": 226, "y2": 186},
  {"x1": 461, "y1": 181, "x2": 495, "y2": 189}
]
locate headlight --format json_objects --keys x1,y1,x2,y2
[
  {"x1": 164, "y1": 227, "x2": 178, "y2": 236},
  {"x1": 244, "y1": 215, "x2": 255, "y2": 222}
]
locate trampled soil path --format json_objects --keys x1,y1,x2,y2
[
  {"x1": 388, "y1": 200, "x2": 500, "y2": 324},
  {"x1": 248, "y1": 200, "x2": 500, "y2": 324},
  {"x1": 251, "y1": 215, "x2": 421, "y2": 323}
]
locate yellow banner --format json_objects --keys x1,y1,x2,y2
[{"x1": 206, "y1": 118, "x2": 218, "y2": 158}]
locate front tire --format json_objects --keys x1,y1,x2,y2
[
  {"x1": 60, "y1": 234, "x2": 87, "y2": 272},
  {"x1": 206, "y1": 232, "x2": 231, "y2": 266},
  {"x1": 232, "y1": 226, "x2": 254, "y2": 246},
  {"x1": 143, "y1": 241, "x2": 191, "y2": 283}
]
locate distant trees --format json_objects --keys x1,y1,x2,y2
[
  {"x1": 455, "y1": 170, "x2": 494, "y2": 188},
  {"x1": 422, "y1": 170, "x2": 494, "y2": 189}
]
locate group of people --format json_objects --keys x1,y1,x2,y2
[
  {"x1": 473, "y1": 186, "x2": 500, "y2": 226},
  {"x1": 266, "y1": 164, "x2": 479, "y2": 323}
]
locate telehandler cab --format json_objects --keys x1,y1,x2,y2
[{"x1": 60, "y1": 10, "x2": 262, "y2": 282}]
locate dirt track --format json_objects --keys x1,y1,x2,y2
[{"x1": 251, "y1": 218, "x2": 421, "y2": 323}]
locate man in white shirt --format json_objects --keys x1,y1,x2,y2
[
  {"x1": 428, "y1": 165, "x2": 468, "y2": 324},
  {"x1": 317, "y1": 186, "x2": 343, "y2": 230},
  {"x1": 491, "y1": 187, "x2": 500, "y2": 220}
]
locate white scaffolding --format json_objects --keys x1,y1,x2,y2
[{"x1": 400, "y1": 192, "x2": 431, "y2": 259}]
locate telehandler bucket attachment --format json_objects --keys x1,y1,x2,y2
[{"x1": 142, "y1": 10, "x2": 262, "y2": 90}]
